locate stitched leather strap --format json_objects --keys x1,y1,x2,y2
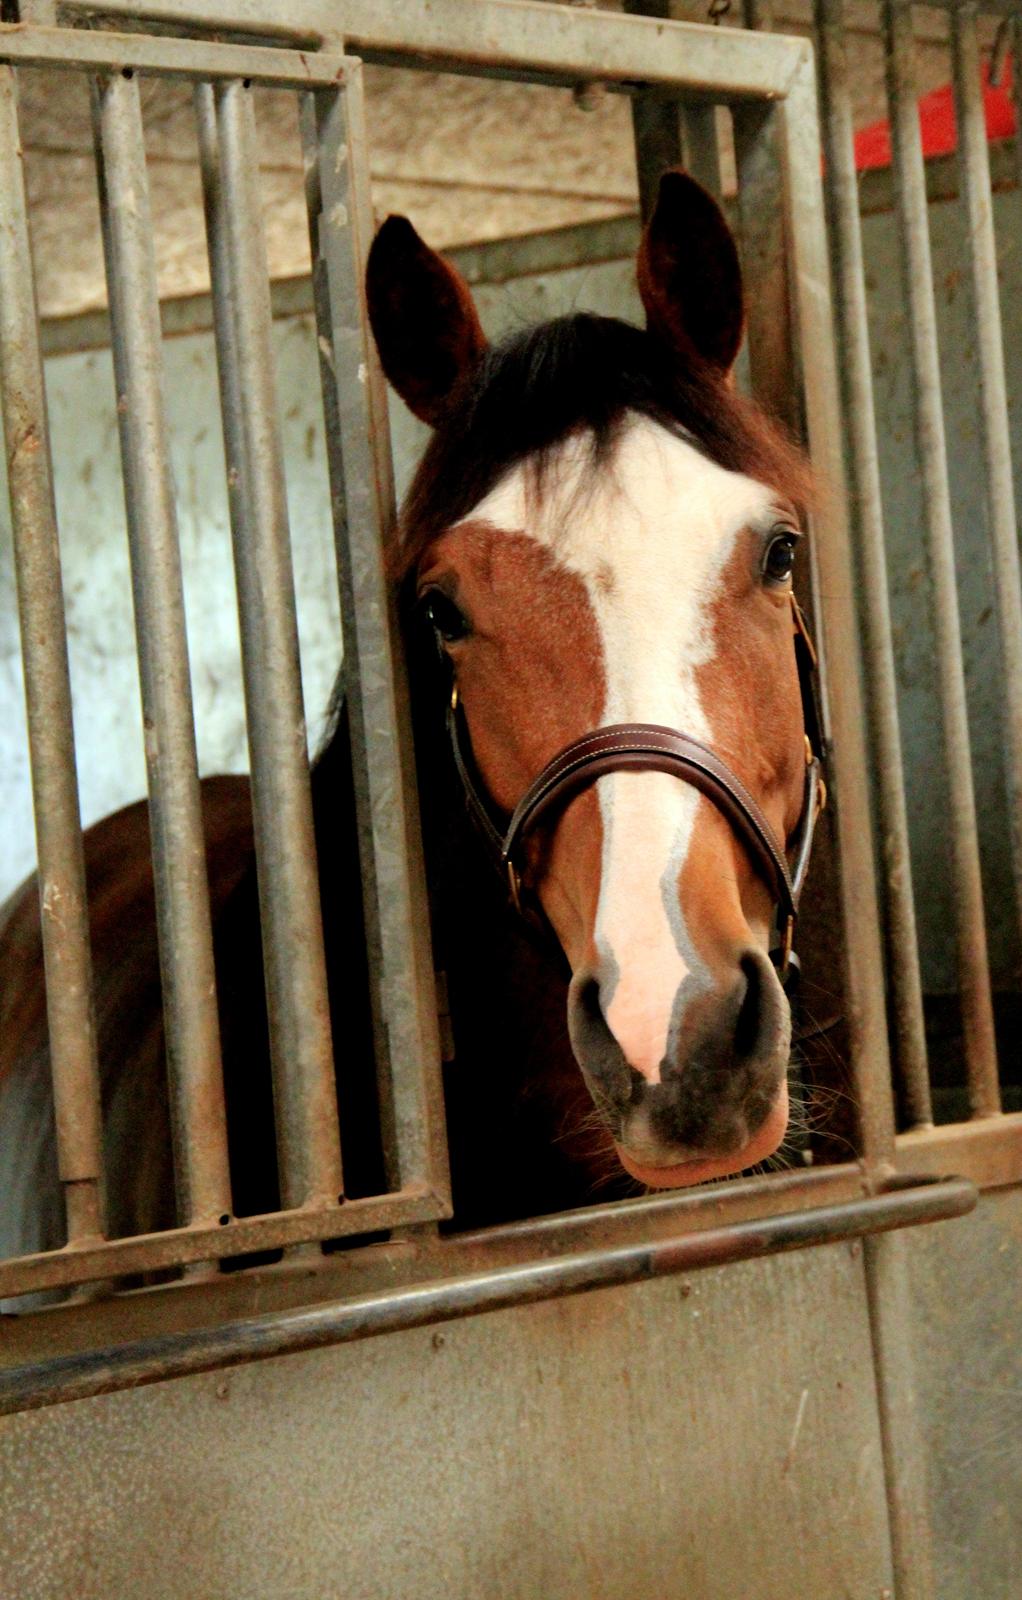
[
  {"x1": 502, "y1": 724, "x2": 802, "y2": 921},
  {"x1": 443, "y1": 591, "x2": 825, "y2": 940}
]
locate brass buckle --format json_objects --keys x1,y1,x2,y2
[
  {"x1": 805, "y1": 736, "x2": 827, "y2": 814},
  {"x1": 777, "y1": 914, "x2": 794, "y2": 980}
]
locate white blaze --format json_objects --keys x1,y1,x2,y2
[{"x1": 467, "y1": 415, "x2": 776, "y2": 1081}]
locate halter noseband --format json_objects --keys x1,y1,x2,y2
[{"x1": 445, "y1": 593, "x2": 826, "y2": 979}]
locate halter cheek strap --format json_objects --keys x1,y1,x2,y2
[{"x1": 445, "y1": 591, "x2": 826, "y2": 979}]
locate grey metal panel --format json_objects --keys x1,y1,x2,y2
[
  {"x1": 0, "y1": 1242, "x2": 894, "y2": 1600},
  {"x1": 903, "y1": 1185, "x2": 1022, "y2": 1600}
]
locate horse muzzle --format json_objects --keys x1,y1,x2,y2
[{"x1": 568, "y1": 944, "x2": 792, "y2": 1187}]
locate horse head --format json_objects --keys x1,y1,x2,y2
[{"x1": 367, "y1": 171, "x2": 816, "y2": 1190}]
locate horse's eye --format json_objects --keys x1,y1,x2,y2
[
  {"x1": 763, "y1": 532, "x2": 798, "y2": 585},
  {"x1": 422, "y1": 589, "x2": 470, "y2": 644}
]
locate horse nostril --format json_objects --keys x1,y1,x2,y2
[
  {"x1": 733, "y1": 952, "x2": 763, "y2": 1061},
  {"x1": 577, "y1": 976, "x2": 602, "y2": 1023},
  {"x1": 567, "y1": 971, "x2": 641, "y2": 1112}
]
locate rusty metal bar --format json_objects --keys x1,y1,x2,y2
[
  {"x1": 951, "y1": 1, "x2": 1022, "y2": 954},
  {"x1": 91, "y1": 69, "x2": 232, "y2": 1228},
  {"x1": 0, "y1": 1164, "x2": 881, "y2": 1359},
  {"x1": 778, "y1": 52, "x2": 899, "y2": 1164},
  {"x1": 1013, "y1": 18, "x2": 1022, "y2": 196},
  {"x1": 896, "y1": 1109, "x2": 1022, "y2": 1188},
  {"x1": 815, "y1": 0, "x2": 931, "y2": 1127},
  {"x1": 883, "y1": 0, "x2": 1000, "y2": 1116},
  {"x1": 202, "y1": 78, "x2": 343, "y2": 1209},
  {"x1": 0, "y1": 66, "x2": 105, "y2": 1245},
  {"x1": 0, "y1": 1186, "x2": 444, "y2": 1304},
  {"x1": 0, "y1": 1174, "x2": 976, "y2": 1415},
  {"x1": 299, "y1": 79, "x2": 450, "y2": 1199}
]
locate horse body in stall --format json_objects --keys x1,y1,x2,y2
[{"x1": 0, "y1": 172, "x2": 815, "y2": 1277}]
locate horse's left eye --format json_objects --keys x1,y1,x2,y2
[
  {"x1": 763, "y1": 532, "x2": 798, "y2": 584},
  {"x1": 422, "y1": 589, "x2": 470, "y2": 644}
]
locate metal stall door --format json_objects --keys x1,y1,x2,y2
[
  {"x1": 0, "y1": 4, "x2": 993, "y2": 1598},
  {"x1": 0, "y1": 23, "x2": 450, "y2": 1310}
]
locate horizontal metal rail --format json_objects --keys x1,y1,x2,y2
[
  {"x1": 54, "y1": 0, "x2": 812, "y2": 95},
  {"x1": 0, "y1": 1163, "x2": 910, "y2": 1360},
  {"x1": 0, "y1": 21, "x2": 351, "y2": 85},
  {"x1": 0, "y1": 1186, "x2": 447, "y2": 1302},
  {"x1": 0, "y1": 1175, "x2": 976, "y2": 1414}
]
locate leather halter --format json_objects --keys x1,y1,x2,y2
[{"x1": 445, "y1": 592, "x2": 826, "y2": 978}]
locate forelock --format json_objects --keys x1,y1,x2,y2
[{"x1": 395, "y1": 312, "x2": 811, "y2": 578}]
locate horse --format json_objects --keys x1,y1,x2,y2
[{"x1": 0, "y1": 169, "x2": 818, "y2": 1290}]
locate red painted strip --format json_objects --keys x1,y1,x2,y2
[{"x1": 854, "y1": 53, "x2": 1016, "y2": 170}]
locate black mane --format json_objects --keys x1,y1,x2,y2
[{"x1": 398, "y1": 311, "x2": 808, "y2": 567}]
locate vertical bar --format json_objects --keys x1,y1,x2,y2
[
  {"x1": 300, "y1": 72, "x2": 450, "y2": 1201},
  {"x1": 197, "y1": 78, "x2": 343, "y2": 1210},
  {"x1": 863, "y1": 1231, "x2": 937, "y2": 1596},
  {"x1": 629, "y1": 91, "x2": 682, "y2": 223},
  {"x1": 734, "y1": 0, "x2": 798, "y2": 431},
  {"x1": 1012, "y1": 17, "x2": 1022, "y2": 198},
  {"x1": 815, "y1": 0, "x2": 932, "y2": 1127},
  {"x1": 622, "y1": 2, "x2": 720, "y2": 212},
  {"x1": 732, "y1": 100, "x2": 797, "y2": 431},
  {"x1": 779, "y1": 53, "x2": 898, "y2": 1166},
  {"x1": 91, "y1": 70, "x2": 232, "y2": 1226},
  {"x1": 883, "y1": 0, "x2": 1000, "y2": 1116},
  {"x1": 0, "y1": 66, "x2": 104, "y2": 1244},
  {"x1": 951, "y1": 2, "x2": 1022, "y2": 955},
  {"x1": 782, "y1": 53, "x2": 939, "y2": 1596}
]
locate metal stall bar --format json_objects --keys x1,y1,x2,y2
[
  {"x1": 54, "y1": 0, "x2": 813, "y2": 97},
  {"x1": 815, "y1": 0, "x2": 932, "y2": 1127},
  {"x1": 951, "y1": 1, "x2": 1022, "y2": 952},
  {"x1": 0, "y1": 1173, "x2": 977, "y2": 1415},
  {"x1": 0, "y1": 67, "x2": 105, "y2": 1245},
  {"x1": 779, "y1": 52, "x2": 899, "y2": 1165},
  {"x1": 299, "y1": 74, "x2": 450, "y2": 1199},
  {"x1": 91, "y1": 70, "x2": 232, "y2": 1227},
  {"x1": 1013, "y1": 17, "x2": 1022, "y2": 195},
  {"x1": 883, "y1": 0, "x2": 1000, "y2": 1116},
  {"x1": 201, "y1": 78, "x2": 343, "y2": 1211}
]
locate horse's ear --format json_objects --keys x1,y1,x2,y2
[
  {"x1": 366, "y1": 215, "x2": 488, "y2": 426},
  {"x1": 637, "y1": 169, "x2": 744, "y2": 378}
]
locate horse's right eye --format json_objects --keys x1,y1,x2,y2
[{"x1": 422, "y1": 589, "x2": 470, "y2": 644}]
